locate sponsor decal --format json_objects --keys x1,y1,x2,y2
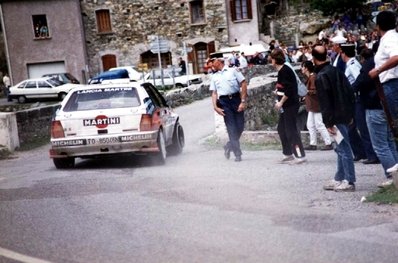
[
  {"x1": 119, "y1": 134, "x2": 154, "y2": 142},
  {"x1": 83, "y1": 115, "x2": 120, "y2": 128},
  {"x1": 52, "y1": 139, "x2": 86, "y2": 146}
]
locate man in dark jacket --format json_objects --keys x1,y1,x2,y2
[{"x1": 312, "y1": 45, "x2": 356, "y2": 192}]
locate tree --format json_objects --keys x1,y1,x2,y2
[{"x1": 310, "y1": 0, "x2": 367, "y2": 16}]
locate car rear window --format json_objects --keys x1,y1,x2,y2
[{"x1": 62, "y1": 87, "x2": 141, "y2": 112}]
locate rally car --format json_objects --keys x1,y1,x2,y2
[{"x1": 49, "y1": 82, "x2": 184, "y2": 168}]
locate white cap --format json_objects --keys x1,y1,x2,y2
[{"x1": 331, "y1": 35, "x2": 347, "y2": 44}]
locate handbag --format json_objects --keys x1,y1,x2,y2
[{"x1": 285, "y1": 62, "x2": 308, "y2": 97}]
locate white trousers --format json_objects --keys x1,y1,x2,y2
[{"x1": 306, "y1": 111, "x2": 332, "y2": 145}]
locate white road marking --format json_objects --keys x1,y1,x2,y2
[{"x1": 0, "y1": 247, "x2": 53, "y2": 263}]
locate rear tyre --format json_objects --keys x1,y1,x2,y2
[
  {"x1": 17, "y1": 96, "x2": 26, "y2": 104},
  {"x1": 53, "y1": 157, "x2": 75, "y2": 169},
  {"x1": 167, "y1": 123, "x2": 184, "y2": 155},
  {"x1": 152, "y1": 130, "x2": 166, "y2": 165},
  {"x1": 175, "y1": 83, "x2": 184, "y2": 89}
]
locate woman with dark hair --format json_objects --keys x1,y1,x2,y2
[
  {"x1": 301, "y1": 60, "x2": 332, "y2": 151},
  {"x1": 270, "y1": 48, "x2": 306, "y2": 164}
]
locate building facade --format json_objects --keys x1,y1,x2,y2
[
  {"x1": 0, "y1": 0, "x2": 88, "y2": 85},
  {"x1": 0, "y1": 0, "x2": 264, "y2": 83}
]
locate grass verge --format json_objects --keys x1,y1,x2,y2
[{"x1": 366, "y1": 184, "x2": 398, "y2": 204}]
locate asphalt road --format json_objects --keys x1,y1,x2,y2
[{"x1": 1, "y1": 98, "x2": 398, "y2": 263}]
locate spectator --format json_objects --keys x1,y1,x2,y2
[
  {"x1": 341, "y1": 43, "x2": 378, "y2": 164},
  {"x1": 313, "y1": 45, "x2": 356, "y2": 192},
  {"x1": 270, "y1": 48, "x2": 306, "y2": 164},
  {"x1": 178, "y1": 57, "x2": 186, "y2": 75},
  {"x1": 301, "y1": 61, "x2": 333, "y2": 151},
  {"x1": 2, "y1": 72, "x2": 11, "y2": 102},
  {"x1": 353, "y1": 48, "x2": 398, "y2": 188}
]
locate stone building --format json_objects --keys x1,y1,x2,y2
[{"x1": 81, "y1": 0, "x2": 264, "y2": 77}]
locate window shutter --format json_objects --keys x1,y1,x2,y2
[
  {"x1": 230, "y1": 0, "x2": 236, "y2": 21},
  {"x1": 102, "y1": 54, "x2": 116, "y2": 71},
  {"x1": 96, "y1": 10, "x2": 111, "y2": 33},
  {"x1": 247, "y1": 0, "x2": 252, "y2": 19},
  {"x1": 208, "y1": 41, "x2": 215, "y2": 54}
]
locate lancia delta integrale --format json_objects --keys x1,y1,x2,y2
[{"x1": 49, "y1": 82, "x2": 185, "y2": 168}]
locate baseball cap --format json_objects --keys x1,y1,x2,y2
[{"x1": 331, "y1": 35, "x2": 347, "y2": 44}]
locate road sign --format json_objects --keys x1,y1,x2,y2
[{"x1": 150, "y1": 39, "x2": 169, "y2": 53}]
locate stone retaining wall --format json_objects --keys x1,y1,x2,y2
[{"x1": 15, "y1": 105, "x2": 59, "y2": 146}]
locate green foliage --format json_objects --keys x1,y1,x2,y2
[
  {"x1": 310, "y1": 0, "x2": 368, "y2": 16},
  {"x1": 366, "y1": 184, "x2": 398, "y2": 204}
]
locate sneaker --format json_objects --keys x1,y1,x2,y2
[
  {"x1": 362, "y1": 159, "x2": 380, "y2": 164},
  {"x1": 320, "y1": 144, "x2": 333, "y2": 151},
  {"x1": 279, "y1": 155, "x2": 294, "y2": 163},
  {"x1": 304, "y1": 145, "x2": 317, "y2": 150},
  {"x1": 323, "y1": 180, "x2": 342, "y2": 190},
  {"x1": 386, "y1": 164, "x2": 398, "y2": 173},
  {"x1": 377, "y1": 179, "x2": 393, "y2": 188},
  {"x1": 334, "y1": 180, "x2": 355, "y2": 192},
  {"x1": 290, "y1": 157, "x2": 307, "y2": 165}
]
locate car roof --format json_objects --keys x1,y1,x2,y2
[
  {"x1": 69, "y1": 82, "x2": 145, "y2": 92},
  {"x1": 20, "y1": 77, "x2": 53, "y2": 82},
  {"x1": 92, "y1": 69, "x2": 129, "y2": 78}
]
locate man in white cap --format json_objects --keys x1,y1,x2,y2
[{"x1": 330, "y1": 35, "x2": 347, "y2": 73}]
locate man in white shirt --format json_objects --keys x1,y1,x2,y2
[
  {"x1": 369, "y1": 11, "x2": 398, "y2": 123},
  {"x1": 2, "y1": 72, "x2": 11, "y2": 102}
]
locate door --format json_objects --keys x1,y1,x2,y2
[{"x1": 28, "y1": 62, "x2": 65, "y2": 78}]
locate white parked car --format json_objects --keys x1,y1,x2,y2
[
  {"x1": 49, "y1": 82, "x2": 185, "y2": 169},
  {"x1": 144, "y1": 69, "x2": 202, "y2": 89},
  {"x1": 9, "y1": 77, "x2": 80, "y2": 103}
]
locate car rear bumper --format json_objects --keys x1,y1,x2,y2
[{"x1": 49, "y1": 131, "x2": 159, "y2": 158}]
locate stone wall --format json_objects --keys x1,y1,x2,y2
[
  {"x1": 165, "y1": 64, "x2": 306, "y2": 132},
  {"x1": 15, "y1": 105, "x2": 59, "y2": 146}
]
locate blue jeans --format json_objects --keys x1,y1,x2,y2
[
  {"x1": 335, "y1": 124, "x2": 356, "y2": 183},
  {"x1": 366, "y1": 109, "x2": 398, "y2": 177},
  {"x1": 219, "y1": 96, "x2": 244, "y2": 157},
  {"x1": 382, "y1": 78, "x2": 398, "y2": 120},
  {"x1": 354, "y1": 99, "x2": 378, "y2": 160}
]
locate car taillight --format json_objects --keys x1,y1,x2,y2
[
  {"x1": 51, "y1": 120, "x2": 65, "y2": 138},
  {"x1": 140, "y1": 114, "x2": 152, "y2": 131}
]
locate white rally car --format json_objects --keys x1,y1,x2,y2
[{"x1": 49, "y1": 82, "x2": 184, "y2": 168}]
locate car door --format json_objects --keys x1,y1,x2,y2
[
  {"x1": 23, "y1": 80, "x2": 39, "y2": 99},
  {"x1": 143, "y1": 84, "x2": 175, "y2": 144},
  {"x1": 37, "y1": 80, "x2": 55, "y2": 98}
]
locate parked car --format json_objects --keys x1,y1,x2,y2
[
  {"x1": 109, "y1": 66, "x2": 143, "y2": 81},
  {"x1": 9, "y1": 77, "x2": 80, "y2": 103},
  {"x1": 49, "y1": 82, "x2": 185, "y2": 169},
  {"x1": 42, "y1": 72, "x2": 80, "y2": 84},
  {"x1": 143, "y1": 68, "x2": 203, "y2": 89},
  {"x1": 88, "y1": 69, "x2": 130, "y2": 84}
]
